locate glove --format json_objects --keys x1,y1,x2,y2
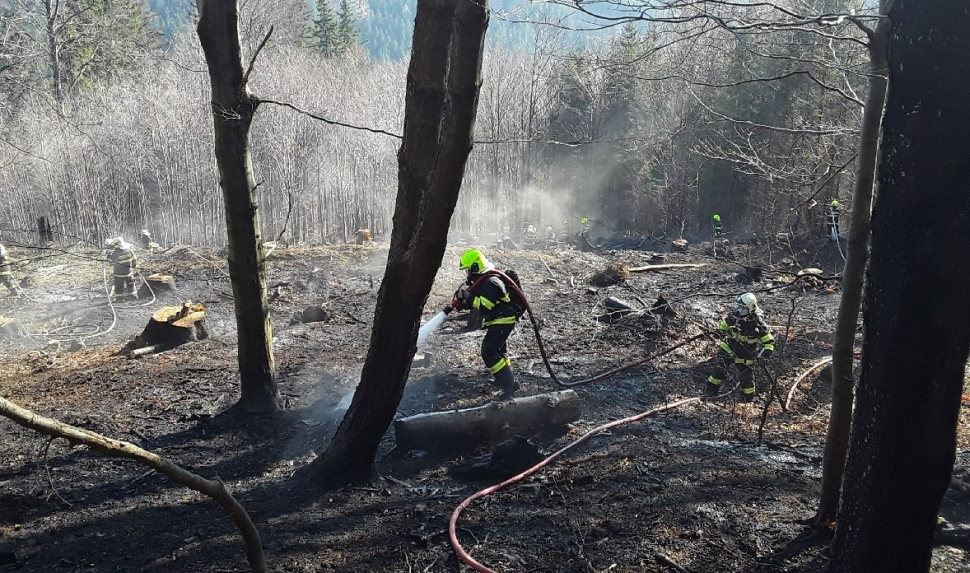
[
  {"x1": 444, "y1": 304, "x2": 455, "y2": 315},
  {"x1": 761, "y1": 348, "x2": 773, "y2": 360}
]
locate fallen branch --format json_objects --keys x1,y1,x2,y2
[
  {"x1": 627, "y1": 263, "x2": 706, "y2": 272},
  {"x1": 656, "y1": 553, "x2": 693, "y2": 573},
  {"x1": 0, "y1": 396, "x2": 266, "y2": 572},
  {"x1": 784, "y1": 357, "x2": 833, "y2": 410}
]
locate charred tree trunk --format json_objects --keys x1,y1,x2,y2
[
  {"x1": 813, "y1": 0, "x2": 892, "y2": 526},
  {"x1": 830, "y1": 1, "x2": 970, "y2": 570},
  {"x1": 311, "y1": 0, "x2": 489, "y2": 484},
  {"x1": 197, "y1": 2, "x2": 278, "y2": 413}
]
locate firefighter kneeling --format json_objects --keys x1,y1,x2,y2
[
  {"x1": 705, "y1": 293, "x2": 774, "y2": 402},
  {"x1": 445, "y1": 249, "x2": 522, "y2": 400}
]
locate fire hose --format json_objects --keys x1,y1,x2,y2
[{"x1": 457, "y1": 269, "x2": 711, "y2": 388}]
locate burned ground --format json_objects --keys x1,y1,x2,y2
[{"x1": 1, "y1": 238, "x2": 969, "y2": 572}]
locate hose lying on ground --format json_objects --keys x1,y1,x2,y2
[{"x1": 449, "y1": 397, "x2": 702, "y2": 573}]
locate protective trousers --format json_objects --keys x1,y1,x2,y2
[
  {"x1": 113, "y1": 275, "x2": 134, "y2": 298},
  {"x1": 707, "y1": 348, "x2": 756, "y2": 399},
  {"x1": 481, "y1": 322, "x2": 515, "y2": 391}
]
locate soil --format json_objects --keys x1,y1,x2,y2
[{"x1": 2, "y1": 237, "x2": 970, "y2": 572}]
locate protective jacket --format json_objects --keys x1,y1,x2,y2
[
  {"x1": 717, "y1": 309, "x2": 775, "y2": 363},
  {"x1": 460, "y1": 275, "x2": 519, "y2": 327},
  {"x1": 108, "y1": 245, "x2": 137, "y2": 278}
]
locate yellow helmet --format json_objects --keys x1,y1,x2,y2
[
  {"x1": 459, "y1": 249, "x2": 492, "y2": 274},
  {"x1": 713, "y1": 214, "x2": 721, "y2": 221},
  {"x1": 831, "y1": 200, "x2": 839, "y2": 207},
  {"x1": 581, "y1": 217, "x2": 588, "y2": 224}
]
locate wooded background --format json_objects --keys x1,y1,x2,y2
[{"x1": 0, "y1": 0, "x2": 867, "y2": 247}]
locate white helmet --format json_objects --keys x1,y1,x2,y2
[
  {"x1": 737, "y1": 292, "x2": 758, "y2": 315},
  {"x1": 141, "y1": 229, "x2": 150, "y2": 236}
]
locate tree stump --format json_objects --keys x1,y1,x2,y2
[
  {"x1": 393, "y1": 390, "x2": 582, "y2": 454},
  {"x1": 129, "y1": 302, "x2": 208, "y2": 358},
  {"x1": 672, "y1": 239, "x2": 689, "y2": 252},
  {"x1": 288, "y1": 305, "x2": 331, "y2": 325},
  {"x1": 138, "y1": 274, "x2": 177, "y2": 299},
  {"x1": 590, "y1": 264, "x2": 630, "y2": 287}
]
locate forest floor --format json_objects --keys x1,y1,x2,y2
[{"x1": 2, "y1": 234, "x2": 970, "y2": 572}]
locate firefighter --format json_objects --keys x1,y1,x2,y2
[
  {"x1": 522, "y1": 221, "x2": 538, "y2": 249},
  {"x1": 705, "y1": 293, "x2": 774, "y2": 402},
  {"x1": 544, "y1": 225, "x2": 557, "y2": 248},
  {"x1": 826, "y1": 200, "x2": 841, "y2": 241},
  {"x1": 0, "y1": 244, "x2": 17, "y2": 295},
  {"x1": 106, "y1": 237, "x2": 137, "y2": 300},
  {"x1": 712, "y1": 214, "x2": 723, "y2": 237},
  {"x1": 140, "y1": 229, "x2": 153, "y2": 251},
  {"x1": 444, "y1": 249, "x2": 521, "y2": 399}
]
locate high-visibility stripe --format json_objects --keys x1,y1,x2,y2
[
  {"x1": 719, "y1": 342, "x2": 733, "y2": 354},
  {"x1": 734, "y1": 358, "x2": 757, "y2": 365},
  {"x1": 483, "y1": 316, "x2": 516, "y2": 327},
  {"x1": 707, "y1": 375, "x2": 723, "y2": 385},
  {"x1": 114, "y1": 273, "x2": 133, "y2": 278},
  {"x1": 762, "y1": 343, "x2": 775, "y2": 352},
  {"x1": 474, "y1": 296, "x2": 495, "y2": 311},
  {"x1": 719, "y1": 320, "x2": 729, "y2": 331},
  {"x1": 741, "y1": 385, "x2": 756, "y2": 394},
  {"x1": 487, "y1": 358, "x2": 508, "y2": 374},
  {"x1": 0, "y1": 271, "x2": 9, "y2": 276}
]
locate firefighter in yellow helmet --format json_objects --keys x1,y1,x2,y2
[
  {"x1": 705, "y1": 293, "x2": 774, "y2": 402},
  {"x1": 712, "y1": 214, "x2": 723, "y2": 236},
  {"x1": 826, "y1": 200, "x2": 841, "y2": 241},
  {"x1": 444, "y1": 248, "x2": 522, "y2": 399}
]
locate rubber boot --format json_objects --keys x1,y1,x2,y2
[
  {"x1": 493, "y1": 366, "x2": 519, "y2": 401},
  {"x1": 706, "y1": 381, "x2": 721, "y2": 397},
  {"x1": 740, "y1": 382, "x2": 756, "y2": 403}
]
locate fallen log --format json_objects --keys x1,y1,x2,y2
[
  {"x1": 394, "y1": 390, "x2": 582, "y2": 454},
  {"x1": 0, "y1": 396, "x2": 266, "y2": 572},
  {"x1": 129, "y1": 344, "x2": 165, "y2": 359},
  {"x1": 626, "y1": 263, "x2": 706, "y2": 272}
]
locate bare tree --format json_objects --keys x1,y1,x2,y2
[
  {"x1": 813, "y1": 0, "x2": 893, "y2": 528},
  {"x1": 197, "y1": 0, "x2": 278, "y2": 413},
  {"x1": 311, "y1": 0, "x2": 490, "y2": 483},
  {"x1": 830, "y1": 0, "x2": 970, "y2": 569}
]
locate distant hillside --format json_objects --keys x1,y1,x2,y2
[{"x1": 147, "y1": 0, "x2": 604, "y2": 59}]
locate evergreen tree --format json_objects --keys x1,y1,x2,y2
[
  {"x1": 308, "y1": 0, "x2": 341, "y2": 56},
  {"x1": 335, "y1": 0, "x2": 359, "y2": 53}
]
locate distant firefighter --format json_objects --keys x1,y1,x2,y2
[
  {"x1": 522, "y1": 221, "x2": 538, "y2": 249},
  {"x1": 826, "y1": 200, "x2": 841, "y2": 241},
  {"x1": 712, "y1": 214, "x2": 723, "y2": 237},
  {"x1": 140, "y1": 229, "x2": 154, "y2": 251},
  {"x1": 544, "y1": 225, "x2": 557, "y2": 248},
  {"x1": 106, "y1": 237, "x2": 138, "y2": 300},
  {"x1": 0, "y1": 244, "x2": 18, "y2": 295}
]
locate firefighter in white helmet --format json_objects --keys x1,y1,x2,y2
[{"x1": 705, "y1": 293, "x2": 774, "y2": 402}]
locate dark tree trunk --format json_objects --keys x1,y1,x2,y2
[
  {"x1": 830, "y1": 1, "x2": 970, "y2": 570},
  {"x1": 197, "y1": 1, "x2": 278, "y2": 413},
  {"x1": 311, "y1": 0, "x2": 489, "y2": 484},
  {"x1": 813, "y1": 0, "x2": 892, "y2": 526}
]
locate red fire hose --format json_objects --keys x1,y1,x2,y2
[{"x1": 448, "y1": 397, "x2": 702, "y2": 572}]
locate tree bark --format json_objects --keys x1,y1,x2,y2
[
  {"x1": 830, "y1": 1, "x2": 970, "y2": 570},
  {"x1": 813, "y1": 0, "x2": 892, "y2": 526},
  {"x1": 394, "y1": 390, "x2": 582, "y2": 454},
  {"x1": 311, "y1": 0, "x2": 489, "y2": 484},
  {"x1": 197, "y1": 1, "x2": 278, "y2": 413},
  {"x1": 0, "y1": 396, "x2": 266, "y2": 572}
]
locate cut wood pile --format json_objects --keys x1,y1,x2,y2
[
  {"x1": 394, "y1": 390, "x2": 582, "y2": 454},
  {"x1": 128, "y1": 302, "x2": 208, "y2": 358}
]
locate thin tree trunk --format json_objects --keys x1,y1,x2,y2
[
  {"x1": 813, "y1": 0, "x2": 892, "y2": 526},
  {"x1": 830, "y1": 0, "x2": 970, "y2": 569},
  {"x1": 196, "y1": 1, "x2": 278, "y2": 413},
  {"x1": 311, "y1": 0, "x2": 489, "y2": 484}
]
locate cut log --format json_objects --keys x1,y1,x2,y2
[
  {"x1": 288, "y1": 305, "x2": 331, "y2": 325},
  {"x1": 626, "y1": 263, "x2": 705, "y2": 272},
  {"x1": 394, "y1": 390, "x2": 582, "y2": 453},
  {"x1": 138, "y1": 274, "x2": 177, "y2": 299},
  {"x1": 671, "y1": 239, "x2": 689, "y2": 252},
  {"x1": 134, "y1": 302, "x2": 208, "y2": 351}
]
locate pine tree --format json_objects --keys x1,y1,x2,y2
[
  {"x1": 308, "y1": 0, "x2": 340, "y2": 56},
  {"x1": 335, "y1": 0, "x2": 359, "y2": 53}
]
